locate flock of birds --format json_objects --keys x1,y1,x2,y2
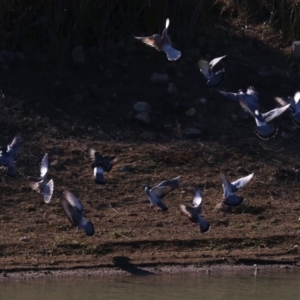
[
  {"x1": 0, "y1": 139, "x2": 254, "y2": 236},
  {"x1": 136, "y1": 18, "x2": 300, "y2": 140},
  {"x1": 0, "y1": 18, "x2": 298, "y2": 238}
]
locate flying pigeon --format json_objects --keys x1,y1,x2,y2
[
  {"x1": 221, "y1": 173, "x2": 254, "y2": 207},
  {"x1": 27, "y1": 153, "x2": 54, "y2": 203},
  {"x1": 240, "y1": 100, "x2": 290, "y2": 139},
  {"x1": 62, "y1": 190, "x2": 94, "y2": 236},
  {"x1": 0, "y1": 135, "x2": 23, "y2": 177},
  {"x1": 180, "y1": 188, "x2": 210, "y2": 233},
  {"x1": 198, "y1": 55, "x2": 226, "y2": 87},
  {"x1": 90, "y1": 148, "x2": 118, "y2": 185},
  {"x1": 135, "y1": 18, "x2": 181, "y2": 61},
  {"x1": 275, "y1": 91, "x2": 300, "y2": 127},
  {"x1": 142, "y1": 176, "x2": 181, "y2": 211},
  {"x1": 219, "y1": 86, "x2": 261, "y2": 111}
]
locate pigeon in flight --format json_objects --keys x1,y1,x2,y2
[
  {"x1": 27, "y1": 153, "x2": 54, "y2": 203},
  {"x1": 0, "y1": 135, "x2": 23, "y2": 177},
  {"x1": 180, "y1": 188, "x2": 210, "y2": 233},
  {"x1": 90, "y1": 148, "x2": 118, "y2": 185},
  {"x1": 221, "y1": 173, "x2": 254, "y2": 207},
  {"x1": 240, "y1": 100, "x2": 290, "y2": 139},
  {"x1": 135, "y1": 18, "x2": 181, "y2": 61},
  {"x1": 198, "y1": 55, "x2": 226, "y2": 87},
  {"x1": 275, "y1": 91, "x2": 300, "y2": 128},
  {"x1": 62, "y1": 190, "x2": 94, "y2": 236},
  {"x1": 219, "y1": 86, "x2": 261, "y2": 111},
  {"x1": 142, "y1": 176, "x2": 181, "y2": 211}
]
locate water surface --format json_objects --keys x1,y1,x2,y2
[{"x1": 1, "y1": 269, "x2": 299, "y2": 300}]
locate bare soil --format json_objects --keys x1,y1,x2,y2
[{"x1": 1, "y1": 18, "x2": 300, "y2": 279}]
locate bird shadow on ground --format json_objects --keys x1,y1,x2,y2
[{"x1": 112, "y1": 256, "x2": 153, "y2": 275}]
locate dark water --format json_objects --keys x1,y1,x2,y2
[{"x1": 1, "y1": 269, "x2": 300, "y2": 300}]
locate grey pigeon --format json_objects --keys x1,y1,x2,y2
[
  {"x1": 135, "y1": 18, "x2": 181, "y2": 61},
  {"x1": 198, "y1": 55, "x2": 226, "y2": 87},
  {"x1": 275, "y1": 91, "x2": 300, "y2": 128},
  {"x1": 221, "y1": 173, "x2": 254, "y2": 207},
  {"x1": 62, "y1": 190, "x2": 94, "y2": 236},
  {"x1": 90, "y1": 148, "x2": 119, "y2": 185},
  {"x1": 180, "y1": 188, "x2": 210, "y2": 233},
  {"x1": 27, "y1": 153, "x2": 54, "y2": 203},
  {"x1": 143, "y1": 176, "x2": 181, "y2": 211},
  {"x1": 0, "y1": 135, "x2": 23, "y2": 177},
  {"x1": 219, "y1": 86, "x2": 261, "y2": 111},
  {"x1": 240, "y1": 100, "x2": 290, "y2": 139}
]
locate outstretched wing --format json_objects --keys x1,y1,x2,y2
[
  {"x1": 63, "y1": 190, "x2": 84, "y2": 213},
  {"x1": 219, "y1": 90, "x2": 240, "y2": 102},
  {"x1": 44, "y1": 179, "x2": 54, "y2": 203},
  {"x1": 231, "y1": 173, "x2": 254, "y2": 191},
  {"x1": 192, "y1": 188, "x2": 202, "y2": 210},
  {"x1": 135, "y1": 35, "x2": 161, "y2": 50},
  {"x1": 209, "y1": 55, "x2": 226, "y2": 68},
  {"x1": 262, "y1": 104, "x2": 290, "y2": 122},
  {"x1": 40, "y1": 153, "x2": 49, "y2": 177}
]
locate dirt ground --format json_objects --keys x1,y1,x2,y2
[{"x1": 1, "y1": 16, "x2": 300, "y2": 278}]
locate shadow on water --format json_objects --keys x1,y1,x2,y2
[{"x1": 112, "y1": 256, "x2": 153, "y2": 275}]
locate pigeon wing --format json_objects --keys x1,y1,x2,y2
[
  {"x1": 156, "y1": 176, "x2": 181, "y2": 189},
  {"x1": 209, "y1": 55, "x2": 226, "y2": 68},
  {"x1": 151, "y1": 186, "x2": 174, "y2": 199},
  {"x1": 294, "y1": 92, "x2": 300, "y2": 104},
  {"x1": 219, "y1": 90, "x2": 240, "y2": 102},
  {"x1": 43, "y1": 179, "x2": 54, "y2": 203},
  {"x1": 62, "y1": 198, "x2": 82, "y2": 226},
  {"x1": 221, "y1": 174, "x2": 233, "y2": 196},
  {"x1": 63, "y1": 190, "x2": 84, "y2": 213},
  {"x1": 231, "y1": 173, "x2": 254, "y2": 191},
  {"x1": 274, "y1": 97, "x2": 289, "y2": 107},
  {"x1": 40, "y1": 153, "x2": 49, "y2": 177},
  {"x1": 9, "y1": 135, "x2": 23, "y2": 152},
  {"x1": 7, "y1": 135, "x2": 23, "y2": 160},
  {"x1": 135, "y1": 35, "x2": 161, "y2": 50},
  {"x1": 239, "y1": 100, "x2": 257, "y2": 118},
  {"x1": 262, "y1": 104, "x2": 290, "y2": 122},
  {"x1": 192, "y1": 188, "x2": 202, "y2": 210}
]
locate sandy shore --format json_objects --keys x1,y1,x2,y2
[{"x1": 1, "y1": 261, "x2": 299, "y2": 281}]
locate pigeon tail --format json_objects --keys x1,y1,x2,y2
[
  {"x1": 255, "y1": 124, "x2": 277, "y2": 140},
  {"x1": 198, "y1": 216, "x2": 210, "y2": 233},
  {"x1": 6, "y1": 165, "x2": 15, "y2": 177},
  {"x1": 162, "y1": 44, "x2": 181, "y2": 61},
  {"x1": 95, "y1": 170, "x2": 106, "y2": 185}
]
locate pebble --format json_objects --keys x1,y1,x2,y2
[
  {"x1": 140, "y1": 131, "x2": 155, "y2": 140},
  {"x1": 150, "y1": 73, "x2": 169, "y2": 83},
  {"x1": 135, "y1": 112, "x2": 151, "y2": 124},
  {"x1": 183, "y1": 128, "x2": 202, "y2": 137},
  {"x1": 133, "y1": 102, "x2": 152, "y2": 113},
  {"x1": 186, "y1": 108, "x2": 196, "y2": 116},
  {"x1": 198, "y1": 98, "x2": 207, "y2": 105},
  {"x1": 168, "y1": 82, "x2": 178, "y2": 94}
]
